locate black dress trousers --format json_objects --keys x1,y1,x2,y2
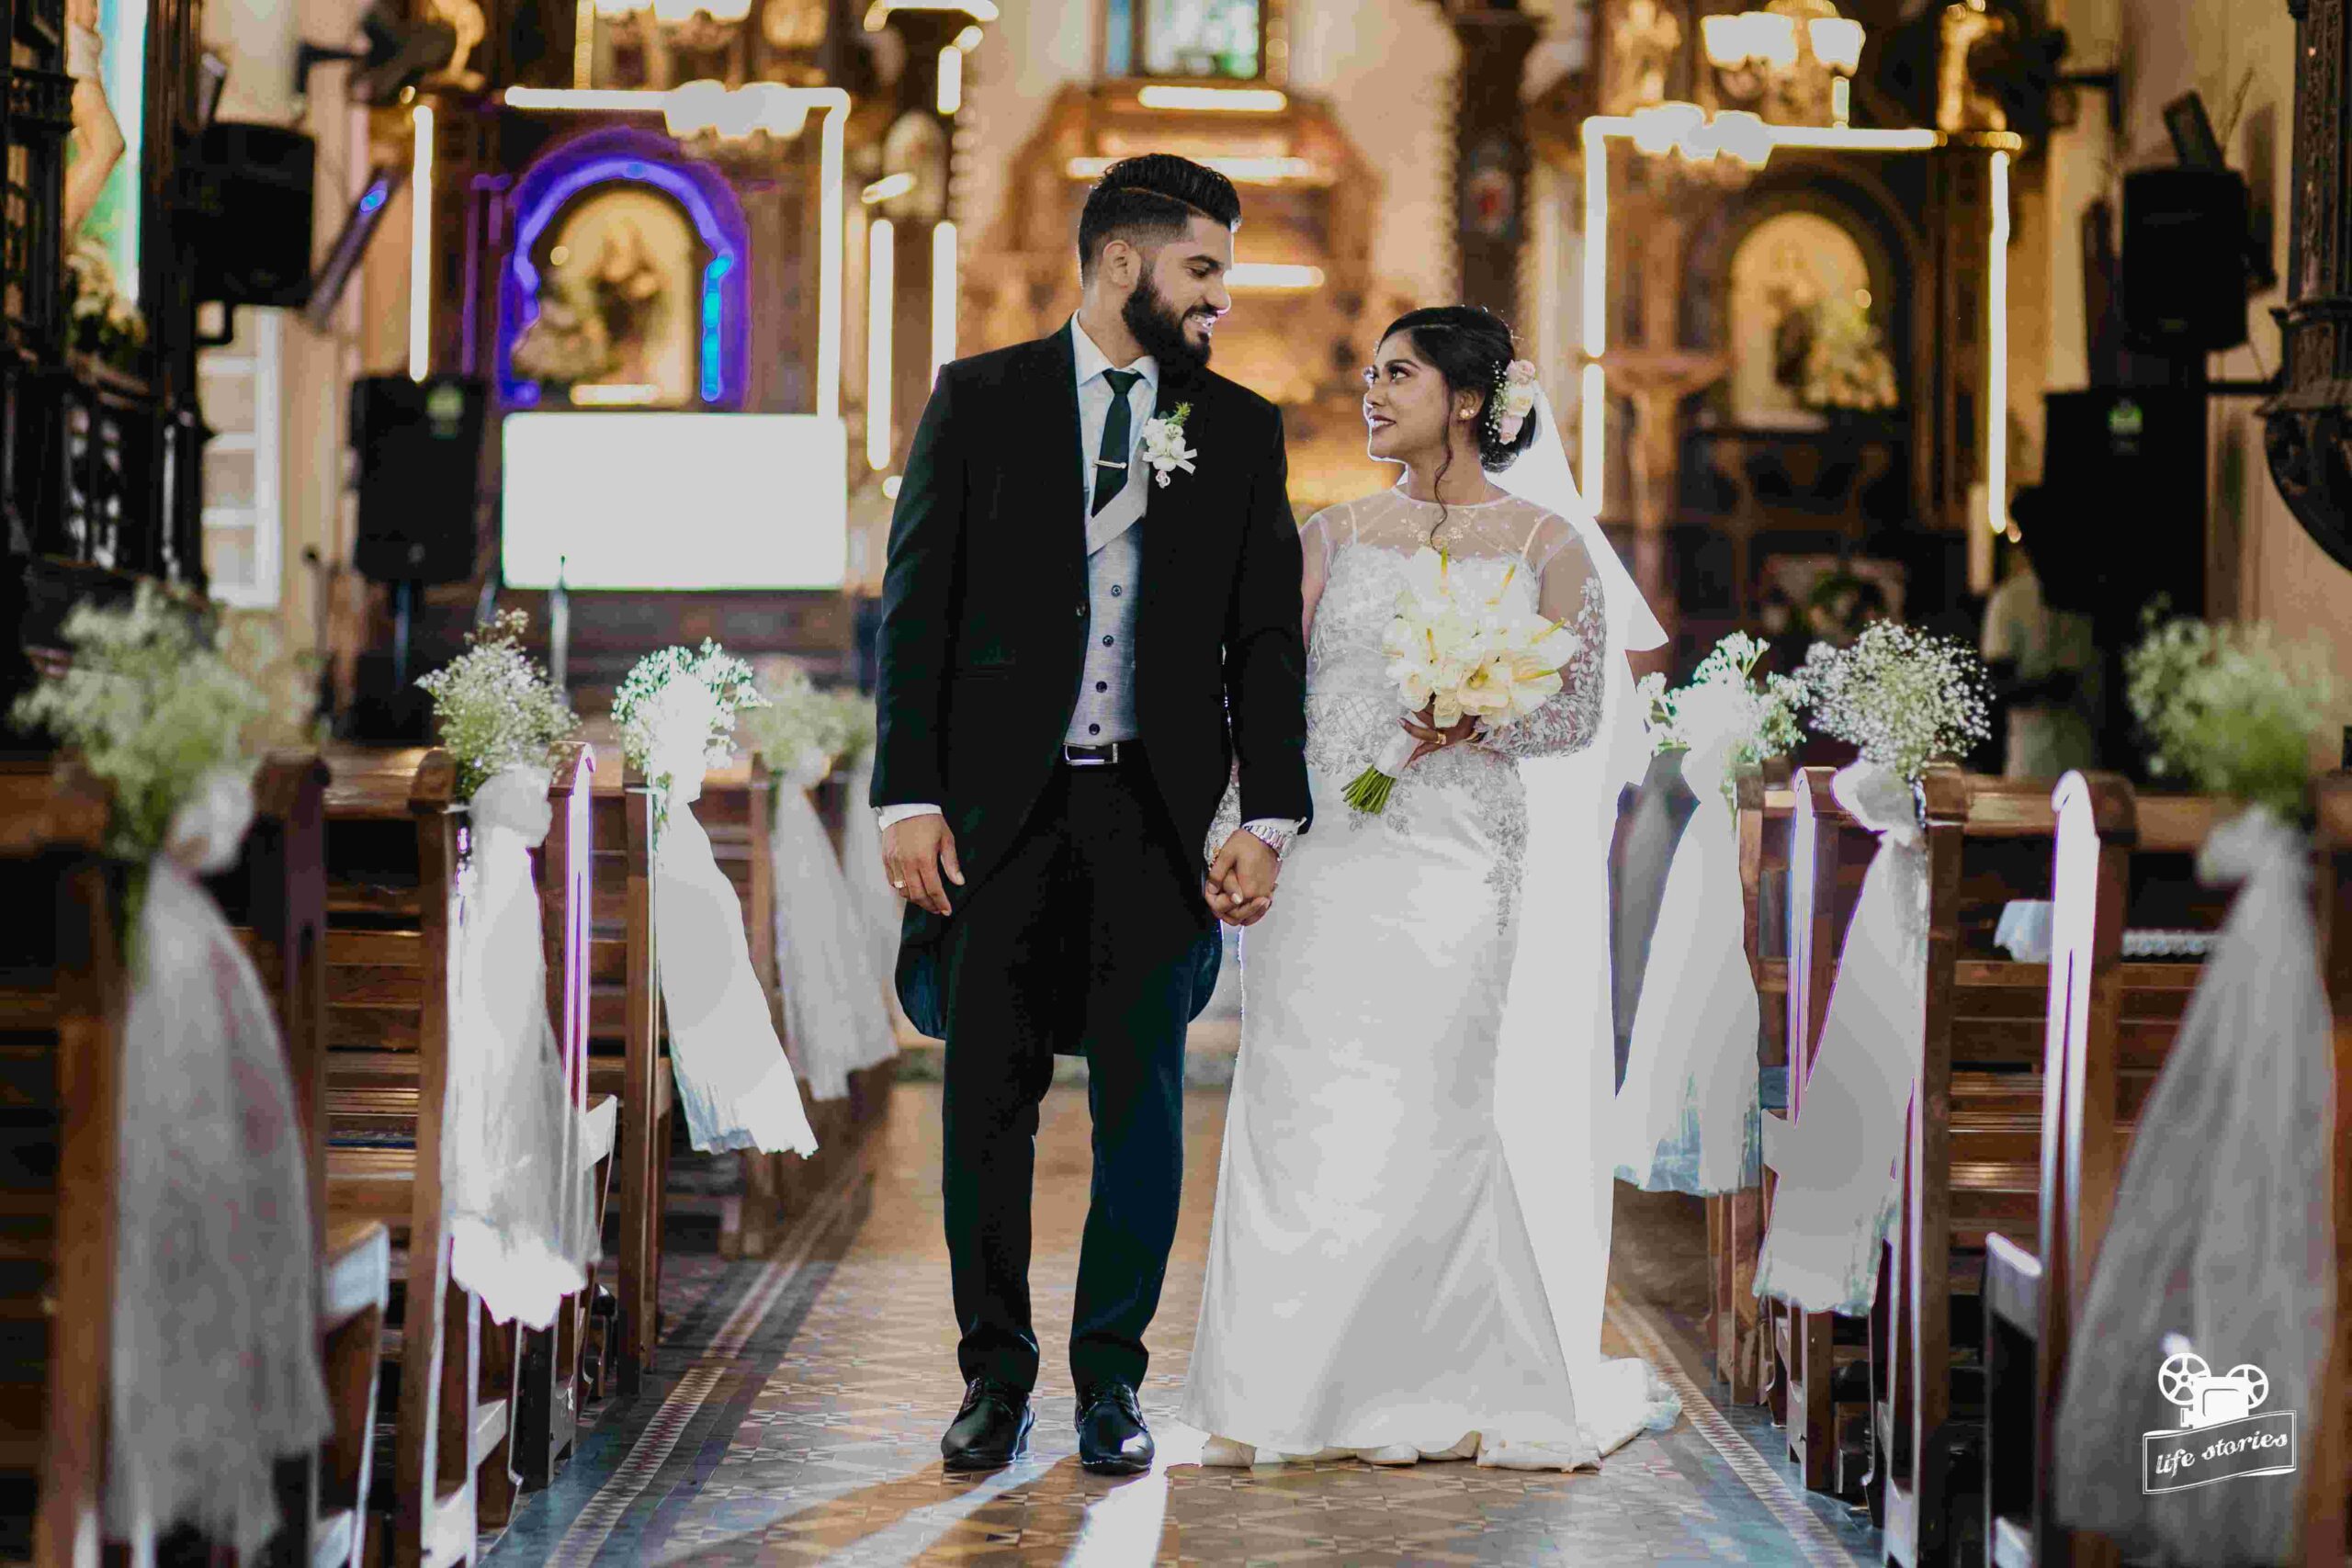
[{"x1": 936, "y1": 753, "x2": 1202, "y2": 1393}]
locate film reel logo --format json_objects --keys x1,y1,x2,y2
[{"x1": 2158, "y1": 1350, "x2": 2270, "y2": 1430}]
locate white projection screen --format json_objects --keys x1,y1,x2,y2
[{"x1": 501, "y1": 412, "x2": 848, "y2": 590}]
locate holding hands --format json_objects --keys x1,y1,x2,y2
[{"x1": 1205, "y1": 829, "x2": 1279, "y2": 928}]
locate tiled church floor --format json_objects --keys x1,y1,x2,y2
[{"x1": 482, "y1": 1082, "x2": 1883, "y2": 1566}]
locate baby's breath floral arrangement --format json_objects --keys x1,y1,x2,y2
[
  {"x1": 1636, "y1": 632, "x2": 1807, "y2": 803},
  {"x1": 10, "y1": 581, "x2": 310, "y2": 863},
  {"x1": 822, "y1": 692, "x2": 877, "y2": 768},
  {"x1": 613, "y1": 640, "x2": 766, "y2": 804},
  {"x1": 414, "y1": 611, "x2": 578, "y2": 798},
  {"x1": 744, "y1": 664, "x2": 881, "y2": 784},
  {"x1": 1799, "y1": 621, "x2": 1991, "y2": 785},
  {"x1": 2125, "y1": 608, "x2": 2339, "y2": 819},
  {"x1": 741, "y1": 664, "x2": 831, "y2": 781}
]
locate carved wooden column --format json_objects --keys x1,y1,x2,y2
[
  {"x1": 1923, "y1": 141, "x2": 1998, "y2": 536},
  {"x1": 1446, "y1": 5, "x2": 1542, "y2": 317},
  {"x1": 2262, "y1": 0, "x2": 2352, "y2": 571}
]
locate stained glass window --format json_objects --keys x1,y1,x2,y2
[
  {"x1": 1134, "y1": 0, "x2": 1261, "y2": 79},
  {"x1": 1104, "y1": 0, "x2": 1134, "y2": 77}
]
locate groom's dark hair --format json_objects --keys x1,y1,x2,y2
[{"x1": 1077, "y1": 154, "x2": 1241, "y2": 280}]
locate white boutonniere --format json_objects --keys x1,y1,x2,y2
[{"x1": 1137, "y1": 402, "x2": 1197, "y2": 489}]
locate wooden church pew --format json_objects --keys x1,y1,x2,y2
[
  {"x1": 1709, "y1": 764, "x2": 1792, "y2": 1405},
  {"x1": 1871, "y1": 768, "x2": 2059, "y2": 1565},
  {"x1": 0, "y1": 759, "x2": 128, "y2": 1566},
  {"x1": 1760, "y1": 765, "x2": 1882, "y2": 1495},
  {"x1": 1976, "y1": 774, "x2": 2230, "y2": 1568},
  {"x1": 314, "y1": 746, "x2": 516, "y2": 1565},
  {"x1": 505, "y1": 744, "x2": 614, "y2": 1487},
  {"x1": 0, "y1": 757, "x2": 386, "y2": 1568},
  {"x1": 586, "y1": 761, "x2": 671, "y2": 1395},
  {"x1": 731, "y1": 761, "x2": 896, "y2": 1260},
  {"x1": 1876, "y1": 768, "x2": 2228, "y2": 1566},
  {"x1": 212, "y1": 753, "x2": 391, "y2": 1568},
  {"x1": 316, "y1": 744, "x2": 622, "y2": 1508}
]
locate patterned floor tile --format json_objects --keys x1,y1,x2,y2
[{"x1": 483, "y1": 1083, "x2": 1883, "y2": 1567}]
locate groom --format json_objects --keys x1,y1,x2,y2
[{"x1": 871, "y1": 153, "x2": 1310, "y2": 1474}]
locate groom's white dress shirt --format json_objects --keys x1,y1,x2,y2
[{"x1": 876, "y1": 317, "x2": 1296, "y2": 862}]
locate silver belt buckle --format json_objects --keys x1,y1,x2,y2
[{"x1": 1062, "y1": 742, "x2": 1117, "y2": 767}]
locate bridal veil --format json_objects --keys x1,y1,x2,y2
[{"x1": 1490, "y1": 390, "x2": 1681, "y2": 1449}]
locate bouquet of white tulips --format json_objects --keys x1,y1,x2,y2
[{"x1": 1342, "y1": 547, "x2": 1581, "y2": 815}]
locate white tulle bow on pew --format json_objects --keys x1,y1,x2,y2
[
  {"x1": 112, "y1": 769, "x2": 329, "y2": 1562},
  {"x1": 2052, "y1": 807, "x2": 2334, "y2": 1566},
  {"x1": 646, "y1": 691, "x2": 818, "y2": 1155},
  {"x1": 768, "y1": 750, "x2": 895, "y2": 1101},
  {"x1": 1751, "y1": 760, "x2": 1928, "y2": 1314},
  {"x1": 443, "y1": 765, "x2": 599, "y2": 1330},
  {"x1": 1614, "y1": 708, "x2": 1763, "y2": 1195}
]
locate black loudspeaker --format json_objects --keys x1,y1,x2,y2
[
  {"x1": 2032, "y1": 388, "x2": 2208, "y2": 625},
  {"x1": 2121, "y1": 167, "x2": 2250, "y2": 354},
  {"x1": 190, "y1": 123, "x2": 317, "y2": 309},
  {"x1": 351, "y1": 376, "x2": 488, "y2": 585}
]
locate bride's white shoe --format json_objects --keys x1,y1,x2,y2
[
  {"x1": 1474, "y1": 1434, "x2": 1597, "y2": 1472},
  {"x1": 1200, "y1": 1438, "x2": 1344, "y2": 1467},
  {"x1": 1352, "y1": 1444, "x2": 1420, "y2": 1467}
]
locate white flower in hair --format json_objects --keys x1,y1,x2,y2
[{"x1": 1491, "y1": 359, "x2": 1541, "y2": 444}]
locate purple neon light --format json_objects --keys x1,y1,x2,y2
[{"x1": 497, "y1": 129, "x2": 751, "y2": 408}]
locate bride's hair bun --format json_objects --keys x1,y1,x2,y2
[{"x1": 1379, "y1": 305, "x2": 1542, "y2": 472}]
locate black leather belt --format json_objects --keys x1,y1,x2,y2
[{"x1": 1061, "y1": 742, "x2": 1126, "y2": 767}]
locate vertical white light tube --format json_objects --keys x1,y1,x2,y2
[
  {"x1": 819, "y1": 99, "x2": 847, "y2": 421},
  {"x1": 937, "y1": 45, "x2": 962, "y2": 115},
  {"x1": 1580, "y1": 120, "x2": 1611, "y2": 513},
  {"x1": 867, "y1": 218, "x2": 895, "y2": 471},
  {"x1": 932, "y1": 220, "x2": 957, "y2": 383},
  {"x1": 409, "y1": 103, "x2": 435, "y2": 382},
  {"x1": 1986, "y1": 149, "x2": 2011, "y2": 533}
]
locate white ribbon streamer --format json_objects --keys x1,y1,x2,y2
[
  {"x1": 445, "y1": 765, "x2": 599, "y2": 1330},
  {"x1": 2052, "y1": 807, "x2": 2334, "y2": 1564},
  {"x1": 652, "y1": 745, "x2": 818, "y2": 1156},
  {"x1": 1613, "y1": 727, "x2": 1763, "y2": 1194},
  {"x1": 110, "y1": 769, "x2": 329, "y2": 1562},
  {"x1": 1751, "y1": 760, "x2": 1928, "y2": 1314},
  {"x1": 769, "y1": 752, "x2": 896, "y2": 1101}
]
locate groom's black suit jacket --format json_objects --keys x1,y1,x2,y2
[{"x1": 870, "y1": 324, "x2": 1312, "y2": 951}]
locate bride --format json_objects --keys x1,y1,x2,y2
[{"x1": 1182, "y1": 306, "x2": 1679, "y2": 1470}]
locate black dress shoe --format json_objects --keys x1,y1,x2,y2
[
  {"x1": 942, "y1": 1378, "x2": 1035, "y2": 1472},
  {"x1": 1077, "y1": 1382, "x2": 1155, "y2": 1475}
]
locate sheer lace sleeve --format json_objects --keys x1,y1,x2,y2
[
  {"x1": 1480, "y1": 519, "x2": 1607, "y2": 760},
  {"x1": 1298, "y1": 502, "x2": 1345, "y2": 645},
  {"x1": 1204, "y1": 763, "x2": 1243, "y2": 863}
]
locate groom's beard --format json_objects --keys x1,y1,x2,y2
[{"x1": 1124, "y1": 271, "x2": 1213, "y2": 377}]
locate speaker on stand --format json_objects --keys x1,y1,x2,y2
[
  {"x1": 2031, "y1": 388, "x2": 2211, "y2": 775},
  {"x1": 345, "y1": 374, "x2": 490, "y2": 739}
]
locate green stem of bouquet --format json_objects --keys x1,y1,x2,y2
[{"x1": 1342, "y1": 766, "x2": 1397, "y2": 815}]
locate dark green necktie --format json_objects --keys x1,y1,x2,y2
[{"x1": 1091, "y1": 368, "x2": 1143, "y2": 516}]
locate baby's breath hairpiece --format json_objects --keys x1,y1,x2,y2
[{"x1": 1487, "y1": 358, "x2": 1541, "y2": 445}]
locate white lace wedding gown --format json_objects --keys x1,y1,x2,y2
[{"x1": 1182, "y1": 489, "x2": 1680, "y2": 1466}]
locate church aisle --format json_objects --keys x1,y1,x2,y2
[{"x1": 482, "y1": 1081, "x2": 1881, "y2": 1566}]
